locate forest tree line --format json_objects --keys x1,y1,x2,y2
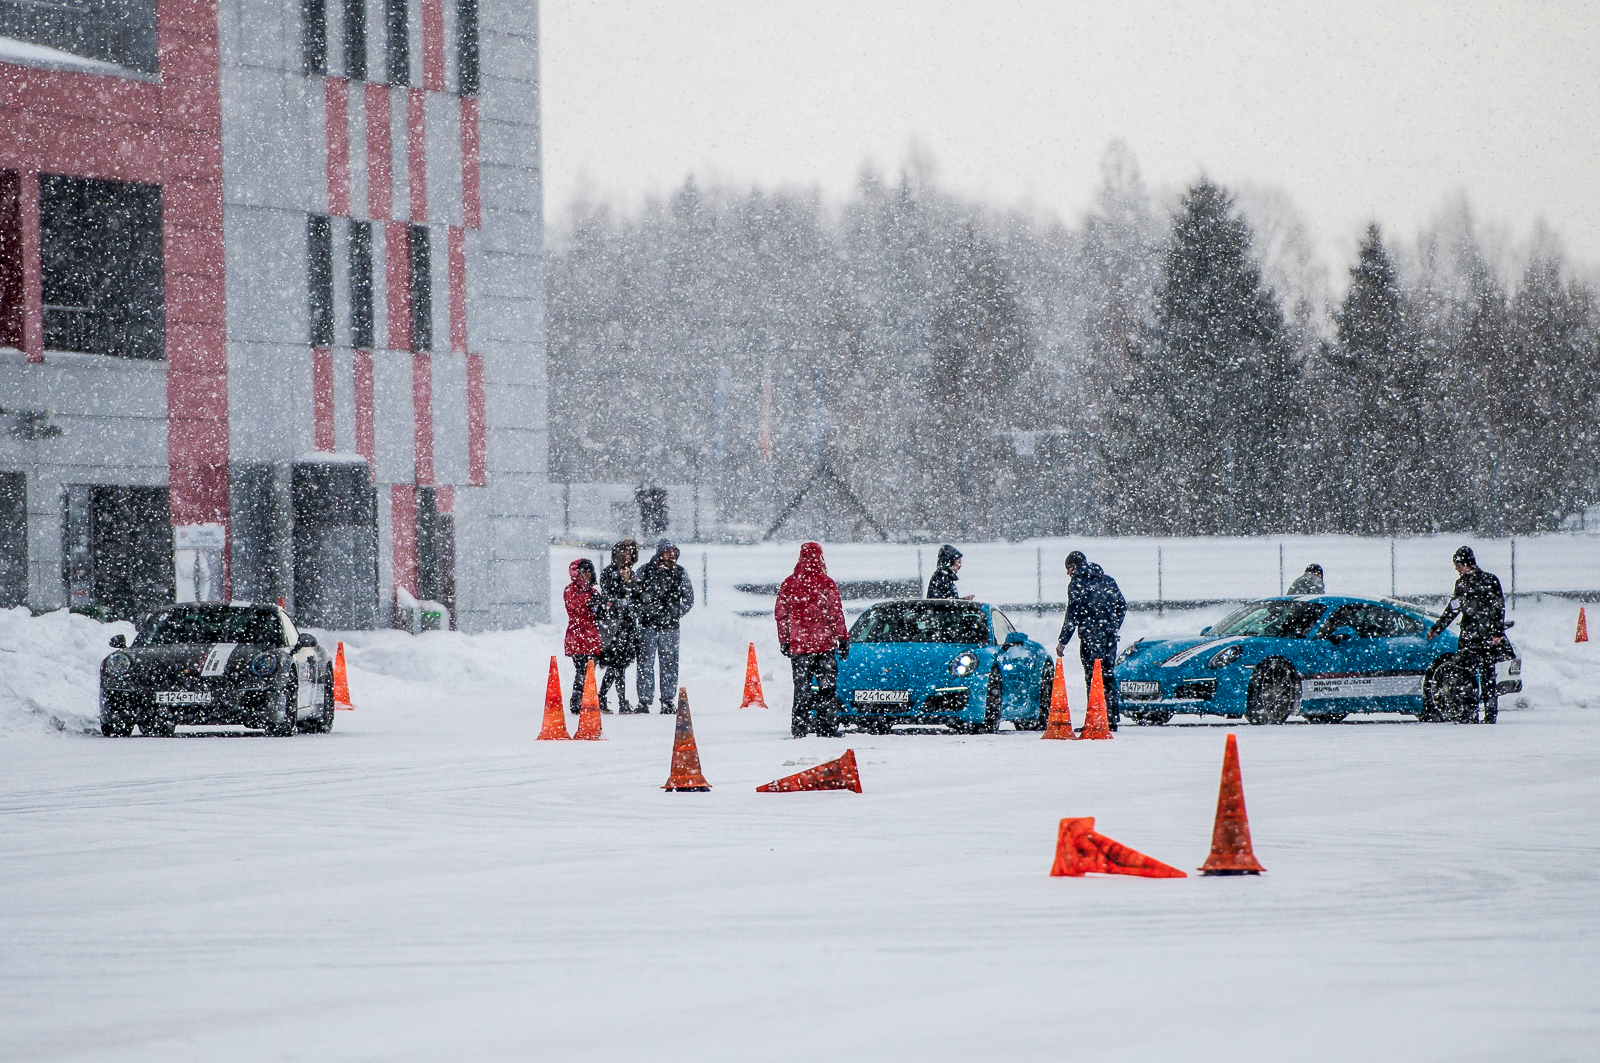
[{"x1": 546, "y1": 144, "x2": 1600, "y2": 539}]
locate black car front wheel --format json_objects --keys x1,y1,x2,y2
[
  {"x1": 265, "y1": 687, "x2": 297, "y2": 737},
  {"x1": 1246, "y1": 659, "x2": 1299, "y2": 725},
  {"x1": 301, "y1": 680, "x2": 335, "y2": 733},
  {"x1": 100, "y1": 710, "x2": 133, "y2": 737}
]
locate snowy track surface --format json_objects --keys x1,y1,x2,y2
[{"x1": 3, "y1": 556, "x2": 1600, "y2": 1061}]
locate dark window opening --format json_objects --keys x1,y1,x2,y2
[
  {"x1": 62, "y1": 484, "x2": 172, "y2": 622},
  {"x1": 0, "y1": 0, "x2": 160, "y2": 74},
  {"x1": 342, "y1": 0, "x2": 367, "y2": 80},
  {"x1": 416, "y1": 487, "x2": 456, "y2": 626},
  {"x1": 0, "y1": 471, "x2": 25, "y2": 609},
  {"x1": 292, "y1": 461, "x2": 379, "y2": 628},
  {"x1": 408, "y1": 224, "x2": 431, "y2": 352},
  {"x1": 348, "y1": 220, "x2": 374, "y2": 349},
  {"x1": 456, "y1": 0, "x2": 478, "y2": 95},
  {"x1": 0, "y1": 171, "x2": 23, "y2": 350},
  {"x1": 39, "y1": 175, "x2": 164, "y2": 360},
  {"x1": 301, "y1": 0, "x2": 327, "y2": 75},
  {"x1": 308, "y1": 214, "x2": 334, "y2": 346},
  {"x1": 385, "y1": 0, "x2": 409, "y2": 85}
]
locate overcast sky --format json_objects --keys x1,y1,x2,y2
[{"x1": 540, "y1": 2, "x2": 1600, "y2": 273}]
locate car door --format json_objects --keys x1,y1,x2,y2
[
  {"x1": 281, "y1": 613, "x2": 316, "y2": 717},
  {"x1": 989, "y1": 609, "x2": 1038, "y2": 718},
  {"x1": 1315, "y1": 604, "x2": 1424, "y2": 711}
]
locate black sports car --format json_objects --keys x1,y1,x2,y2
[{"x1": 100, "y1": 602, "x2": 334, "y2": 736}]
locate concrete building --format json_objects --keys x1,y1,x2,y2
[{"x1": 0, "y1": 0, "x2": 549, "y2": 629}]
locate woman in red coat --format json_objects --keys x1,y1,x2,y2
[
  {"x1": 775, "y1": 542, "x2": 848, "y2": 738},
  {"x1": 564, "y1": 558, "x2": 604, "y2": 713}
]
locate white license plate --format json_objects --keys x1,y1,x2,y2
[
  {"x1": 854, "y1": 689, "x2": 910, "y2": 704},
  {"x1": 1119, "y1": 681, "x2": 1160, "y2": 695},
  {"x1": 155, "y1": 691, "x2": 213, "y2": 705}
]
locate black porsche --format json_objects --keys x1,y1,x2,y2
[{"x1": 100, "y1": 602, "x2": 334, "y2": 736}]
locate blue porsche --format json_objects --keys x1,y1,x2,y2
[
  {"x1": 1115, "y1": 595, "x2": 1522, "y2": 725},
  {"x1": 835, "y1": 599, "x2": 1056, "y2": 733}
]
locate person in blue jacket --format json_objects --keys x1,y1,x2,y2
[{"x1": 1056, "y1": 550, "x2": 1127, "y2": 730}]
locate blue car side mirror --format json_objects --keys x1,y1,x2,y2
[
  {"x1": 1200, "y1": 626, "x2": 1212, "y2": 636},
  {"x1": 1329, "y1": 626, "x2": 1358, "y2": 645},
  {"x1": 1004, "y1": 632, "x2": 1028, "y2": 647}
]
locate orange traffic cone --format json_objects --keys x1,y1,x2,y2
[
  {"x1": 1199, "y1": 733, "x2": 1265, "y2": 875},
  {"x1": 536, "y1": 657, "x2": 572, "y2": 740},
  {"x1": 1041, "y1": 657, "x2": 1076, "y2": 740},
  {"x1": 573, "y1": 660, "x2": 603, "y2": 740},
  {"x1": 662, "y1": 688, "x2": 711, "y2": 791},
  {"x1": 739, "y1": 643, "x2": 768, "y2": 708},
  {"x1": 1577, "y1": 607, "x2": 1588, "y2": 643},
  {"x1": 332, "y1": 641, "x2": 354, "y2": 710},
  {"x1": 757, "y1": 749, "x2": 862, "y2": 793},
  {"x1": 1078, "y1": 658, "x2": 1113, "y2": 740},
  {"x1": 1049, "y1": 817, "x2": 1186, "y2": 878}
]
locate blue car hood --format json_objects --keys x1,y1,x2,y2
[
  {"x1": 1124, "y1": 635, "x2": 1249, "y2": 671},
  {"x1": 841, "y1": 641, "x2": 979, "y2": 686}
]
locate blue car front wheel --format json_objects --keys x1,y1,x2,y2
[{"x1": 963, "y1": 671, "x2": 1003, "y2": 735}]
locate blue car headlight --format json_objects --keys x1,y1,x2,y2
[
  {"x1": 249, "y1": 653, "x2": 281, "y2": 678},
  {"x1": 948, "y1": 651, "x2": 981, "y2": 678},
  {"x1": 1117, "y1": 640, "x2": 1142, "y2": 665},
  {"x1": 105, "y1": 651, "x2": 133, "y2": 676},
  {"x1": 1207, "y1": 645, "x2": 1243, "y2": 668}
]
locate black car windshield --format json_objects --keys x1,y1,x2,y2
[
  {"x1": 135, "y1": 607, "x2": 285, "y2": 647},
  {"x1": 851, "y1": 603, "x2": 991, "y2": 645},
  {"x1": 1207, "y1": 600, "x2": 1326, "y2": 640}
]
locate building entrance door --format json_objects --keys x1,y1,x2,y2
[{"x1": 63, "y1": 484, "x2": 172, "y2": 621}]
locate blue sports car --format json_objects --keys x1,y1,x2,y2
[
  {"x1": 836, "y1": 599, "x2": 1055, "y2": 733},
  {"x1": 1115, "y1": 595, "x2": 1522, "y2": 725}
]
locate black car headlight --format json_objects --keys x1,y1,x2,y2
[
  {"x1": 249, "y1": 653, "x2": 281, "y2": 678},
  {"x1": 1207, "y1": 645, "x2": 1243, "y2": 668},
  {"x1": 948, "y1": 651, "x2": 981, "y2": 678},
  {"x1": 105, "y1": 651, "x2": 133, "y2": 676}
]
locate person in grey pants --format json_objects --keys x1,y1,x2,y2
[{"x1": 635, "y1": 539, "x2": 694, "y2": 713}]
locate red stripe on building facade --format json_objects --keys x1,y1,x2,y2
[
  {"x1": 459, "y1": 96, "x2": 480, "y2": 229},
  {"x1": 365, "y1": 82, "x2": 392, "y2": 220},
  {"x1": 312, "y1": 347, "x2": 335, "y2": 450},
  {"x1": 353, "y1": 349, "x2": 375, "y2": 461},
  {"x1": 390, "y1": 484, "x2": 417, "y2": 595},
  {"x1": 447, "y1": 225, "x2": 466, "y2": 353},
  {"x1": 385, "y1": 220, "x2": 410, "y2": 351},
  {"x1": 466, "y1": 352, "x2": 486, "y2": 486},
  {"x1": 407, "y1": 89, "x2": 427, "y2": 223},
  {"x1": 421, "y1": 0, "x2": 446, "y2": 92},
  {"x1": 434, "y1": 484, "x2": 453, "y2": 513},
  {"x1": 18, "y1": 171, "x2": 41, "y2": 363},
  {"x1": 413, "y1": 352, "x2": 433, "y2": 485},
  {"x1": 324, "y1": 78, "x2": 350, "y2": 217}
]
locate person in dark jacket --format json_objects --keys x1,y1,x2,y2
[
  {"x1": 563, "y1": 558, "x2": 603, "y2": 714},
  {"x1": 1427, "y1": 546, "x2": 1508, "y2": 723},
  {"x1": 636, "y1": 539, "x2": 694, "y2": 714},
  {"x1": 1056, "y1": 550, "x2": 1128, "y2": 730},
  {"x1": 596, "y1": 538, "x2": 641, "y2": 713},
  {"x1": 1287, "y1": 564, "x2": 1324, "y2": 595},
  {"x1": 775, "y1": 542, "x2": 849, "y2": 738},
  {"x1": 927, "y1": 545, "x2": 973, "y2": 600}
]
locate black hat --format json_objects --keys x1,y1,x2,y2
[
  {"x1": 1064, "y1": 550, "x2": 1087, "y2": 569},
  {"x1": 1452, "y1": 546, "x2": 1476, "y2": 566},
  {"x1": 937, "y1": 544, "x2": 962, "y2": 565},
  {"x1": 1306, "y1": 564, "x2": 1323, "y2": 576}
]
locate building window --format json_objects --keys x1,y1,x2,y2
[
  {"x1": 385, "y1": 0, "x2": 408, "y2": 85},
  {"x1": 39, "y1": 175, "x2": 164, "y2": 360},
  {"x1": 308, "y1": 215, "x2": 334, "y2": 346},
  {"x1": 301, "y1": 0, "x2": 327, "y2": 75},
  {"x1": 342, "y1": 0, "x2": 367, "y2": 80},
  {"x1": 0, "y1": 0, "x2": 159, "y2": 75},
  {"x1": 0, "y1": 171, "x2": 22, "y2": 350},
  {"x1": 408, "y1": 224, "x2": 431, "y2": 352},
  {"x1": 456, "y1": 0, "x2": 478, "y2": 95},
  {"x1": 348, "y1": 220, "x2": 374, "y2": 349}
]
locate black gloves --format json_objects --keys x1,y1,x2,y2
[
  {"x1": 779, "y1": 642, "x2": 791, "y2": 657},
  {"x1": 837, "y1": 637, "x2": 850, "y2": 660}
]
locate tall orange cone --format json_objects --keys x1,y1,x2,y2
[
  {"x1": 1078, "y1": 658, "x2": 1113, "y2": 740},
  {"x1": 332, "y1": 641, "x2": 355, "y2": 710},
  {"x1": 1049, "y1": 817, "x2": 1186, "y2": 878},
  {"x1": 1199, "y1": 733, "x2": 1265, "y2": 875},
  {"x1": 757, "y1": 749, "x2": 862, "y2": 793},
  {"x1": 739, "y1": 643, "x2": 768, "y2": 708},
  {"x1": 1041, "y1": 657, "x2": 1076, "y2": 739},
  {"x1": 662, "y1": 688, "x2": 711, "y2": 791},
  {"x1": 573, "y1": 659, "x2": 603, "y2": 740},
  {"x1": 1577, "y1": 607, "x2": 1588, "y2": 643},
  {"x1": 536, "y1": 656, "x2": 572, "y2": 740}
]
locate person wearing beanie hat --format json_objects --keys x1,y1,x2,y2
[
  {"x1": 1287, "y1": 564, "x2": 1325, "y2": 595},
  {"x1": 927, "y1": 545, "x2": 973, "y2": 600},
  {"x1": 1058, "y1": 550, "x2": 1127, "y2": 730},
  {"x1": 636, "y1": 539, "x2": 694, "y2": 713},
  {"x1": 1427, "y1": 545, "x2": 1508, "y2": 723}
]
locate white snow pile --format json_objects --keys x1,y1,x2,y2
[{"x1": 0, "y1": 607, "x2": 135, "y2": 737}]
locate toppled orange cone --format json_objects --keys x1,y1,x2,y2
[
  {"x1": 536, "y1": 657, "x2": 572, "y2": 740},
  {"x1": 1199, "y1": 733, "x2": 1265, "y2": 875},
  {"x1": 1078, "y1": 658, "x2": 1113, "y2": 740},
  {"x1": 573, "y1": 659, "x2": 603, "y2": 740},
  {"x1": 757, "y1": 749, "x2": 862, "y2": 793},
  {"x1": 1041, "y1": 657, "x2": 1076, "y2": 740},
  {"x1": 1049, "y1": 817, "x2": 1186, "y2": 878},
  {"x1": 1577, "y1": 607, "x2": 1588, "y2": 643},
  {"x1": 332, "y1": 641, "x2": 354, "y2": 710},
  {"x1": 739, "y1": 643, "x2": 768, "y2": 708},
  {"x1": 662, "y1": 688, "x2": 711, "y2": 791}
]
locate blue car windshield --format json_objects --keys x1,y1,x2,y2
[
  {"x1": 135, "y1": 607, "x2": 285, "y2": 647},
  {"x1": 852, "y1": 603, "x2": 990, "y2": 645},
  {"x1": 1207, "y1": 600, "x2": 1325, "y2": 639}
]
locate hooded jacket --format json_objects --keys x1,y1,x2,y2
[
  {"x1": 563, "y1": 560, "x2": 603, "y2": 656},
  {"x1": 636, "y1": 545, "x2": 695, "y2": 629},
  {"x1": 775, "y1": 542, "x2": 849, "y2": 655},
  {"x1": 1058, "y1": 562, "x2": 1127, "y2": 648}
]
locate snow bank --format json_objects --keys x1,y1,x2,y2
[{"x1": 0, "y1": 607, "x2": 135, "y2": 737}]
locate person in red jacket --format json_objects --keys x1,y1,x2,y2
[
  {"x1": 563, "y1": 558, "x2": 604, "y2": 714},
  {"x1": 775, "y1": 542, "x2": 849, "y2": 738}
]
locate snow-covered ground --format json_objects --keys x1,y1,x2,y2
[{"x1": 2, "y1": 538, "x2": 1598, "y2": 1061}]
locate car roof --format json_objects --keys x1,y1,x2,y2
[
  {"x1": 1254, "y1": 594, "x2": 1430, "y2": 615},
  {"x1": 866, "y1": 598, "x2": 989, "y2": 611}
]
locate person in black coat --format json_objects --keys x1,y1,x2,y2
[
  {"x1": 1287, "y1": 564, "x2": 1324, "y2": 595},
  {"x1": 1427, "y1": 546, "x2": 1508, "y2": 723},
  {"x1": 596, "y1": 538, "x2": 641, "y2": 713},
  {"x1": 927, "y1": 545, "x2": 973, "y2": 600},
  {"x1": 1056, "y1": 550, "x2": 1128, "y2": 730},
  {"x1": 636, "y1": 539, "x2": 694, "y2": 713}
]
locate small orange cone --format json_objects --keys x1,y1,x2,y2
[
  {"x1": 1577, "y1": 607, "x2": 1588, "y2": 643},
  {"x1": 757, "y1": 749, "x2": 862, "y2": 793},
  {"x1": 739, "y1": 643, "x2": 768, "y2": 708},
  {"x1": 662, "y1": 688, "x2": 711, "y2": 791},
  {"x1": 1078, "y1": 658, "x2": 1113, "y2": 740},
  {"x1": 536, "y1": 657, "x2": 572, "y2": 740},
  {"x1": 1049, "y1": 817, "x2": 1186, "y2": 878},
  {"x1": 1041, "y1": 657, "x2": 1076, "y2": 739},
  {"x1": 1199, "y1": 733, "x2": 1265, "y2": 875},
  {"x1": 332, "y1": 641, "x2": 354, "y2": 710},
  {"x1": 573, "y1": 660, "x2": 603, "y2": 740}
]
